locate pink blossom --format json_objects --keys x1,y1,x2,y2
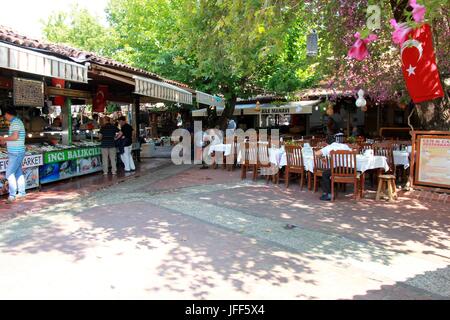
[
  {"x1": 410, "y1": 0, "x2": 426, "y2": 23},
  {"x1": 390, "y1": 19, "x2": 412, "y2": 45},
  {"x1": 347, "y1": 32, "x2": 378, "y2": 61}
]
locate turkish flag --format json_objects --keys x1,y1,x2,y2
[
  {"x1": 51, "y1": 78, "x2": 65, "y2": 106},
  {"x1": 401, "y1": 24, "x2": 444, "y2": 103},
  {"x1": 93, "y1": 85, "x2": 108, "y2": 113}
]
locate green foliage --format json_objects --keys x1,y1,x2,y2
[{"x1": 41, "y1": 4, "x2": 117, "y2": 57}]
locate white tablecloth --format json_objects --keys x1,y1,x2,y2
[
  {"x1": 270, "y1": 147, "x2": 390, "y2": 173},
  {"x1": 393, "y1": 151, "x2": 410, "y2": 169},
  {"x1": 208, "y1": 144, "x2": 233, "y2": 156}
]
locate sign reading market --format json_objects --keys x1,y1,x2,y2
[
  {"x1": 0, "y1": 154, "x2": 43, "y2": 172},
  {"x1": 44, "y1": 147, "x2": 102, "y2": 164}
]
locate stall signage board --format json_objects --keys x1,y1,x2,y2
[
  {"x1": 415, "y1": 136, "x2": 450, "y2": 189},
  {"x1": 261, "y1": 108, "x2": 291, "y2": 114},
  {"x1": 44, "y1": 147, "x2": 101, "y2": 164},
  {"x1": 13, "y1": 78, "x2": 45, "y2": 107},
  {"x1": 0, "y1": 154, "x2": 43, "y2": 172}
]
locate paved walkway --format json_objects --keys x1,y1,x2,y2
[{"x1": 0, "y1": 162, "x2": 449, "y2": 299}]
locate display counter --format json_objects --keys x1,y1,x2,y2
[
  {"x1": 38, "y1": 143, "x2": 103, "y2": 184},
  {"x1": 0, "y1": 151, "x2": 43, "y2": 195}
]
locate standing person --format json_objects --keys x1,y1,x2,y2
[
  {"x1": 194, "y1": 127, "x2": 208, "y2": 169},
  {"x1": 99, "y1": 116, "x2": 119, "y2": 175},
  {"x1": 314, "y1": 134, "x2": 352, "y2": 201},
  {"x1": 117, "y1": 116, "x2": 135, "y2": 172},
  {"x1": 0, "y1": 107, "x2": 26, "y2": 204}
]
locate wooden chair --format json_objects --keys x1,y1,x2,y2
[
  {"x1": 315, "y1": 140, "x2": 328, "y2": 149},
  {"x1": 257, "y1": 142, "x2": 279, "y2": 183},
  {"x1": 330, "y1": 150, "x2": 360, "y2": 200},
  {"x1": 359, "y1": 143, "x2": 374, "y2": 154},
  {"x1": 313, "y1": 148, "x2": 330, "y2": 193},
  {"x1": 240, "y1": 142, "x2": 258, "y2": 180},
  {"x1": 374, "y1": 144, "x2": 396, "y2": 176},
  {"x1": 284, "y1": 145, "x2": 307, "y2": 190}
]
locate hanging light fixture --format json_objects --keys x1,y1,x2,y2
[
  {"x1": 356, "y1": 89, "x2": 367, "y2": 108},
  {"x1": 307, "y1": 30, "x2": 319, "y2": 56}
]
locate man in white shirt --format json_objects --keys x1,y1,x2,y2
[{"x1": 315, "y1": 135, "x2": 352, "y2": 201}]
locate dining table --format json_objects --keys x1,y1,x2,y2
[{"x1": 268, "y1": 146, "x2": 391, "y2": 174}]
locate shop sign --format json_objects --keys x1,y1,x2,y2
[
  {"x1": 13, "y1": 77, "x2": 45, "y2": 107},
  {"x1": 44, "y1": 147, "x2": 101, "y2": 164},
  {"x1": 415, "y1": 136, "x2": 450, "y2": 188},
  {"x1": 261, "y1": 108, "x2": 290, "y2": 114},
  {"x1": 0, "y1": 154, "x2": 43, "y2": 172}
]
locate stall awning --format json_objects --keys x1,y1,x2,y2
[
  {"x1": 196, "y1": 91, "x2": 225, "y2": 107},
  {"x1": 134, "y1": 76, "x2": 193, "y2": 105},
  {"x1": 0, "y1": 41, "x2": 88, "y2": 83},
  {"x1": 192, "y1": 100, "x2": 321, "y2": 117}
]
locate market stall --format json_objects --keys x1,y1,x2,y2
[{"x1": 0, "y1": 149, "x2": 43, "y2": 195}]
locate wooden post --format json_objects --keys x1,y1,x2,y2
[
  {"x1": 133, "y1": 95, "x2": 141, "y2": 162},
  {"x1": 61, "y1": 98, "x2": 72, "y2": 145}
]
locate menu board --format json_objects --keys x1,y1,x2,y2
[
  {"x1": 415, "y1": 136, "x2": 450, "y2": 188},
  {"x1": 13, "y1": 77, "x2": 44, "y2": 107}
]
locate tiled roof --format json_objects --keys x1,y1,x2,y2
[{"x1": 0, "y1": 25, "x2": 191, "y2": 89}]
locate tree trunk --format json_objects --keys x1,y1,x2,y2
[
  {"x1": 219, "y1": 93, "x2": 237, "y2": 130},
  {"x1": 416, "y1": 96, "x2": 450, "y2": 130}
]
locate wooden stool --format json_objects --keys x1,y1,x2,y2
[{"x1": 376, "y1": 174, "x2": 398, "y2": 201}]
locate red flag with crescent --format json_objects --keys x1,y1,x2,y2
[
  {"x1": 51, "y1": 78, "x2": 65, "y2": 106},
  {"x1": 401, "y1": 24, "x2": 444, "y2": 103},
  {"x1": 93, "y1": 85, "x2": 108, "y2": 113}
]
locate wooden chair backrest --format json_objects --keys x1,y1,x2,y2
[
  {"x1": 374, "y1": 145, "x2": 395, "y2": 174},
  {"x1": 330, "y1": 150, "x2": 357, "y2": 177},
  {"x1": 359, "y1": 143, "x2": 374, "y2": 154},
  {"x1": 239, "y1": 142, "x2": 258, "y2": 165},
  {"x1": 257, "y1": 142, "x2": 270, "y2": 165},
  {"x1": 316, "y1": 141, "x2": 328, "y2": 148},
  {"x1": 313, "y1": 147, "x2": 330, "y2": 171},
  {"x1": 285, "y1": 145, "x2": 304, "y2": 169}
]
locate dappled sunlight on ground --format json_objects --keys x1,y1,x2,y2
[{"x1": 0, "y1": 163, "x2": 448, "y2": 299}]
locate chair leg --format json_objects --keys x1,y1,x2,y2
[
  {"x1": 391, "y1": 180, "x2": 398, "y2": 200},
  {"x1": 354, "y1": 180, "x2": 358, "y2": 200},
  {"x1": 300, "y1": 172, "x2": 304, "y2": 191},
  {"x1": 331, "y1": 179, "x2": 335, "y2": 201},
  {"x1": 308, "y1": 172, "x2": 312, "y2": 190},
  {"x1": 376, "y1": 178, "x2": 383, "y2": 201},
  {"x1": 360, "y1": 174, "x2": 365, "y2": 198},
  {"x1": 241, "y1": 165, "x2": 246, "y2": 180},
  {"x1": 387, "y1": 179, "x2": 394, "y2": 202},
  {"x1": 252, "y1": 165, "x2": 257, "y2": 181},
  {"x1": 285, "y1": 169, "x2": 289, "y2": 188},
  {"x1": 313, "y1": 174, "x2": 317, "y2": 193}
]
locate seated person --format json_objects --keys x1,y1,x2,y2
[{"x1": 314, "y1": 134, "x2": 352, "y2": 201}]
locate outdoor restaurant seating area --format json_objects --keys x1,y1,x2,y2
[{"x1": 209, "y1": 135, "x2": 412, "y2": 201}]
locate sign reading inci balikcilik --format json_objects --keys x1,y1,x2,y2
[{"x1": 44, "y1": 147, "x2": 101, "y2": 164}]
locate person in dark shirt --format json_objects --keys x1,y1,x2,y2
[
  {"x1": 117, "y1": 116, "x2": 135, "y2": 172},
  {"x1": 99, "y1": 117, "x2": 119, "y2": 175}
]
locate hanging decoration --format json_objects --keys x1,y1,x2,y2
[
  {"x1": 410, "y1": 0, "x2": 426, "y2": 23},
  {"x1": 390, "y1": 20, "x2": 412, "y2": 45},
  {"x1": 51, "y1": 78, "x2": 65, "y2": 107},
  {"x1": 326, "y1": 104, "x2": 334, "y2": 116},
  {"x1": 347, "y1": 32, "x2": 378, "y2": 61},
  {"x1": 255, "y1": 101, "x2": 261, "y2": 112},
  {"x1": 93, "y1": 85, "x2": 108, "y2": 113},
  {"x1": 306, "y1": 30, "x2": 319, "y2": 56},
  {"x1": 355, "y1": 89, "x2": 367, "y2": 108}
]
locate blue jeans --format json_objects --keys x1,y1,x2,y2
[{"x1": 6, "y1": 152, "x2": 26, "y2": 198}]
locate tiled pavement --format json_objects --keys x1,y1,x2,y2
[{"x1": 0, "y1": 162, "x2": 449, "y2": 299}]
